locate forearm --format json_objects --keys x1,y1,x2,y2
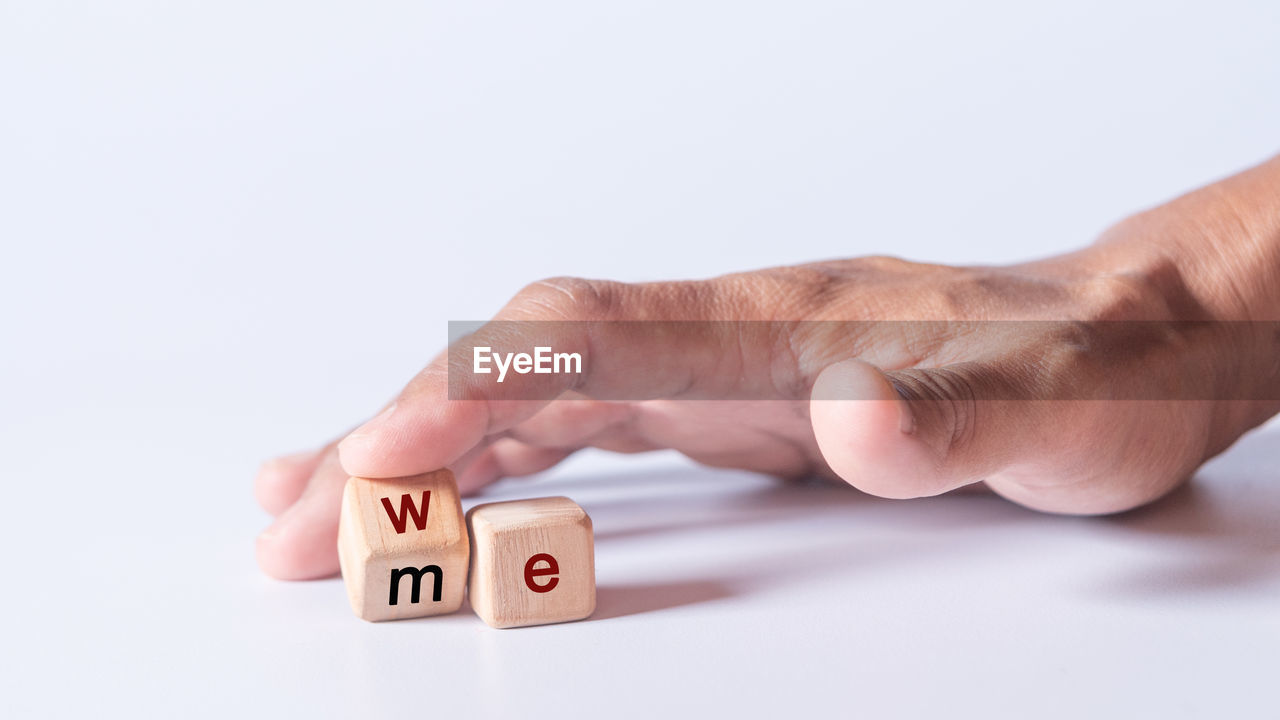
[
  {"x1": 1096, "y1": 154, "x2": 1280, "y2": 321},
  {"x1": 1104, "y1": 155, "x2": 1280, "y2": 447},
  {"x1": 1011, "y1": 157, "x2": 1280, "y2": 452}
]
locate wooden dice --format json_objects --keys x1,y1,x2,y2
[
  {"x1": 337, "y1": 470, "x2": 470, "y2": 621},
  {"x1": 337, "y1": 471, "x2": 595, "y2": 628},
  {"x1": 467, "y1": 497, "x2": 596, "y2": 629}
]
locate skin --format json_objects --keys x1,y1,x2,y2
[{"x1": 256, "y1": 155, "x2": 1280, "y2": 581}]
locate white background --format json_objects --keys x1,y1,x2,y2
[{"x1": 2, "y1": 1, "x2": 1278, "y2": 718}]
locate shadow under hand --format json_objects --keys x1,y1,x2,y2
[
  {"x1": 481, "y1": 430, "x2": 1280, "y2": 618},
  {"x1": 1098, "y1": 427, "x2": 1280, "y2": 595},
  {"x1": 480, "y1": 464, "x2": 1033, "y2": 623}
]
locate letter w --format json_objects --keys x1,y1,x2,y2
[{"x1": 380, "y1": 492, "x2": 431, "y2": 534}]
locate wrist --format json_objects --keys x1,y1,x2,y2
[
  {"x1": 1080, "y1": 156, "x2": 1280, "y2": 447},
  {"x1": 1094, "y1": 154, "x2": 1280, "y2": 321}
]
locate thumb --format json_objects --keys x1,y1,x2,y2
[{"x1": 809, "y1": 358, "x2": 1035, "y2": 499}]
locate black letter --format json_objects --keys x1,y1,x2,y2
[{"x1": 388, "y1": 565, "x2": 444, "y2": 605}]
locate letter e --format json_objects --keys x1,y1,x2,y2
[{"x1": 524, "y1": 553, "x2": 560, "y2": 593}]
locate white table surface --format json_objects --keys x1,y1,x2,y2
[{"x1": 2, "y1": 2, "x2": 1278, "y2": 717}]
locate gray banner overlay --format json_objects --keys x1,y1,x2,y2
[{"x1": 447, "y1": 320, "x2": 1280, "y2": 401}]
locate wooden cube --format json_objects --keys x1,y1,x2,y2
[
  {"x1": 337, "y1": 470, "x2": 470, "y2": 622},
  {"x1": 466, "y1": 496, "x2": 596, "y2": 629}
]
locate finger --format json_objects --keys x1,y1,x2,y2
[
  {"x1": 809, "y1": 358, "x2": 1034, "y2": 499},
  {"x1": 254, "y1": 448, "x2": 327, "y2": 516},
  {"x1": 448, "y1": 397, "x2": 641, "y2": 492},
  {"x1": 474, "y1": 397, "x2": 813, "y2": 485},
  {"x1": 454, "y1": 438, "x2": 576, "y2": 493},
  {"x1": 500, "y1": 394, "x2": 636, "y2": 448},
  {"x1": 337, "y1": 277, "x2": 780, "y2": 478},
  {"x1": 622, "y1": 399, "x2": 817, "y2": 477},
  {"x1": 256, "y1": 450, "x2": 347, "y2": 580},
  {"x1": 256, "y1": 429, "x2": 510, "y2": 580},
  {"x1": 502, "y1": 396, "x2": 660, "y2": 454}
]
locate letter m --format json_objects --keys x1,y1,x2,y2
[
  {"x1": 380, "y1": 491, "x2": 431, "y2": 534},
  {"x1": 389, "y1": 565, "x2": 444, "y2": 605}
]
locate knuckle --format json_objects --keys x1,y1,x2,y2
[
  {"x1": 752, "y1": 265, "x2": 849, "y2": 315},
  {"x1": 512, "y1": 276, "x2": 619, "y2": 319},
  {"x1": 850, "y1": 255, "x2": 918, "y2": 273},
  {"x1": 1076, "y1": 267, "x2": 1182, "y2": 322},
  {"x1": 714, "y1": 264, "x2": 863, "y2": 319}
]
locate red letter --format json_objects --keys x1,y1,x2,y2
[
  {"x1": 524, "y1": 553, "x2": 559, "y2": 593},
  {"x1": 380, "y1": 491, "x2": 431, "y2": 534}
]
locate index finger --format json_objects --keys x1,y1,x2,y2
[{"x1": 336, "y1": 276, "x2": 782, "y2": 478}]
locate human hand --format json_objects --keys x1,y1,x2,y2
[{"x1": 256, "y1": 157, "x2": 1280, "y2": 580}]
